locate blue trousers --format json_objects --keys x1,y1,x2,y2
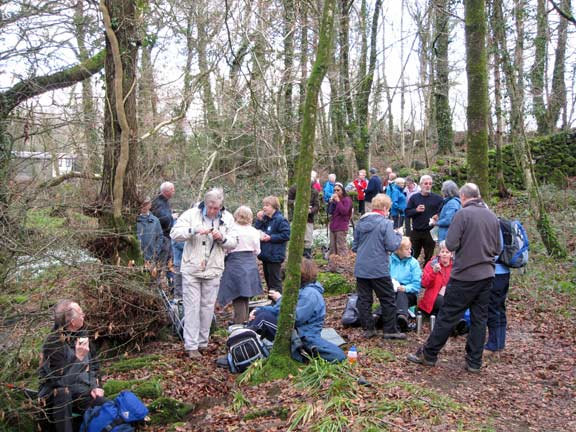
[
  {"x1": 485, "y1": 273, "x2": 510, "y2": 351},
  {"x1": 423, "y1": 277, "x2": 493, "y2": 369}
]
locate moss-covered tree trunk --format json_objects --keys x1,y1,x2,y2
[
  {"x1": 256, "y1": 0, "x2": 336, "y2": 381},
  {"x1": 434, "y1": 0, "x2": 454, "y2": 155},
  {"x1": 464, "y1": 0, "x2": 489, "y2": 195}
]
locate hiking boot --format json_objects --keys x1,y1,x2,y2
[
  {"x1": 187, "y1": 350, "x2": 202, "y2": 359},
  {"x1": 406, "y1": 348, "x2": 436, "y2": 366},
  {"x1": 363, "y1": 329, "x2": 377, "y2": 339},
  {"x1": 397, "y1": 314, "x2": 409, "y2": 332},
  {"x1": 465, "y1": 363, "x2": 481, "y2": 374},
  {"x1": 383, "y1": 332, "x2": 407, "y2": 340}
]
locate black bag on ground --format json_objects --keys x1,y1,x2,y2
[
  {"x1": 341, "y1": 294, "x2": 361, "y2": 327},
  {"x1": 226, "y1": 328, "x2": 270, "y2": 373}
]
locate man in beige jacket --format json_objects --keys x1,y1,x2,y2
[{"x1": 171, "y1": 188, "x2": 237, "y2": 359}]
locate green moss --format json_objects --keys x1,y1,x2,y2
[
  {"x1": 105, "y1": 354, "x2": 165, "y2": 373},
  {"x1": 317, "y1": 272, "x2": 354, "y2": 296},
  {"x1": 147, "y1": 396, "x2": 194, "y2": 425},
  {"x1": 103, "y1": 378, "x2": 163, "y2": 399},
  {"x1": 25, "y1": 208, "x2": 66, "y2": 230}
]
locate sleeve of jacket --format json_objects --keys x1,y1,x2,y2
[
  {"x1": 334, "y1": 198, "x2": 350, "y2": 217},
  {"x1": 152, "y1": 199, "x2": 172, "y2": 232},
  {"x1": 383, "y1": 222, "x2": 402, "y2": 252},
  {"x1": 170, "y1": 209, "x2": 198, "y2": 241},
  {"x1": 155, "y1": 220, "x2": 164, "y2": 257},
  {"x1": 270, "y1": 217, "x2": 291, "y2": 243},
  {"x1": 405, "y1": 195, "x2": 418, "y2": 218},
  {"x1": 294, "y1": 288, "x2": 317, "y2": 326},
  {"x1": 352, "y1": 228, "x2": 359, "y2": 252},
  {"x1": 436, "y1": 200, "x2": 458, "y2": 228},
  {"x1": 421, "y1": 261, "x2": 435, "y2": 290},
  {"x1": 405, "y1": 259, "x2": 422, "y2": 294},
  {"x1": 254, "y1": 218, "x2": 266, "y2": 231}
]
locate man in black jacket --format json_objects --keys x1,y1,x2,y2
[
  {"x1": 39, "y1": 300, "x2": 105, "y2": 432},
  {"x1": 404, "y1": 174, "x2": 443, "y2": 265},
  {"x1": 152, "y1": 181, "x2": 176, "y2": 280}
]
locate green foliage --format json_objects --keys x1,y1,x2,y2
[
  {"x1": 232, "y1": 390, "x2": 251, "y2": 413},
  {"x1": 103, "y1": 378, "x2": 163, "y2": 399},
  {"x1": 362, "y1": 347, "x2": 396, "y2": 363},
  {"x1": 243, "y1": 407, "x2": 289, "y2": 421},
  {"x1": 317, "y1": 272, "x2": 355, "y2": 296},
  {"x1": 147, "y1": 397, "x2": 194, "y2": 425},
  {"x1": 288, "y1": 358, "x2": 464, "y2": 431},
  {"x1": 25, "y1": 208, "x2": 66, "y2": 231}
]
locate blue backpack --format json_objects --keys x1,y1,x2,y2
[
  {"x1": 80, "y1": 391, "x2": 148, "y2": 432},
  {"x1": 497, "y1": 218, "x2": 529, "y2": 268}
]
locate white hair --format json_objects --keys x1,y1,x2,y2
[
  {"x1": 328, "y1": 173, "x2": 336, "y2": 182},
  {"x1": 311, "y1": 170, "x2": 318, "y2": 181},
  {"x1": 160, "y1": 181, "x2": 174, "y2": 193},
  {"x1": 419, "y1": 175, "x2": 432, "y2": 184},
  {"x1": 204, "y1": 187, "x2": 224, "y2": 205}
]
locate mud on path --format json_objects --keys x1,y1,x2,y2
[{"x1": 117, "y1": 288, "x2": 575, "y2": 432}]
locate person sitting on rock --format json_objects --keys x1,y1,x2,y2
[{"x1": 390, "y1": 236, "x2": 422, "y2": 331}]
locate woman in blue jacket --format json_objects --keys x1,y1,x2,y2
[
  {"x1": 434, "y1": 180, "x2": 461, "y2": 242},
  {"x1": 255, "y1": 196, "x2": 291, "y2": 293},
  {"x1": 248, "y1": 258, "x2": 346, "y2": 363},
  {"x1": 389, "y1": 236, "x2": 422, "y2": 331}
]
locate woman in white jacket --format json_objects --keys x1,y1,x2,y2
[{"x1": 171, "y1": 188, "x2": 238, "y2": 359}]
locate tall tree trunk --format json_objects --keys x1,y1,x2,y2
[
  {"x1": 338, "y1": 0, "x2": 355, "y2": 151},
  {"x1": 434, "y1": 0, "x2": 454, "y2": 154},
  {"x1": 531, "y1": 0, "x2": 548, "y2": 133},
  {"x1": 354, "y1": 0, "x2": 383, "y2": 170},
  {"x1": 493, "y1": 0, "x2": 531, "y2": 189},
  {"x1": 255, "y1": 0, "x2": 336, "y2": 381},
  {"x1": 464, "y1": 0, "x2": 489, "y2": 195},
  {"x1": 489, "y1": 6, "x2": 510, "y2": 198},
  {"x1": 283, "y1": 0, "x2": 296, "y2": 167},
  {"x1": 547, "y1": 0, "x2": 570, "y2": 131},
  {"x1": 98, "y1": 0, "x2": 141, "y2": 263}
]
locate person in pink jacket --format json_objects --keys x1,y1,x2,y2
[{"x1": 327, "y1": 182, "x2": 353, "y2": 256}]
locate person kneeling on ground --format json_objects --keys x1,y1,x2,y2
[
  {"x1": 390, "y1": 236, "x2": 422, "y2": 331},
  {"x1": 248, "y1": 258, "x2": 346, "y2": 363},
  {"x1": 38, "y1": 300, "x2": 106, "y2": 432}
]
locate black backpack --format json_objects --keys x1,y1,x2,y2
[{"x1": 226, "y1": 328, "x2": 270, "y2": 373}]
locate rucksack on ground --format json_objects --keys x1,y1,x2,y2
[
  {"x1": 497, "y1": 218, "x2": 529, "y2": 268},
  {"x1": 80, "y1": 390, "x2": 148, "y2": 432},
  {"x1": 226, "y1": 327, "x2": 270, "y2": 373}
]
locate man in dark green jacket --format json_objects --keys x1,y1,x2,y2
[{"x1": 39, "y1": 300, "x2": 105, "y2": 432}]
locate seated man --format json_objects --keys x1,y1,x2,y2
[
  {"x1": 38, "y1": 300, "x2": 106, "y2": 432},
  {"x1": 248, "y1": 258, "x2": 346, "y2": 363},
  {"x1": 390, "y1": 237, "x2": 422, "y2": 331}
]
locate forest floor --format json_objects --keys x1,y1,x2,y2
[{"x1": 108, "y1": 252, "x2": 576, "y2": 432}]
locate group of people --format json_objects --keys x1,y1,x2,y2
[
  {"x1": 350, "y1": 174, "x2": 510, "y2": 374},
  {"x1": 40, "y1": 170, "x2": 514, "y2": 431}
]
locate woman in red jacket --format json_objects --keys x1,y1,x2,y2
[{"x1": 418, "y1": 244, "x2": 453, "y2": 315}]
